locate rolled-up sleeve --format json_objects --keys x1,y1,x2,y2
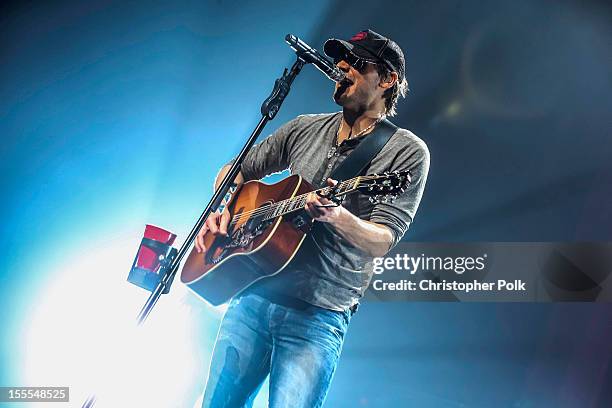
[
  {"x1": 369, "y1": 136, "x2": 430, "y2": 247},
  {"x1": 227, "y1": 116, "x2": 300, "y2": 181}
]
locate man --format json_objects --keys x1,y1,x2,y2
[{"x1": 196, "y1": 29, "x2": 430, "y2": 407}]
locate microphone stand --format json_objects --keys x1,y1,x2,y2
[
  {"x1": 136, "y1": 57, "x2": 306, "y2": 323},
  {"x1": 81, "y1": 56, "x2": 307, "y2": 407}
]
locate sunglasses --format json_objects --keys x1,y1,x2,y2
[{"x1": 333, "y1": 52, "x2": 378, "y2": 74}]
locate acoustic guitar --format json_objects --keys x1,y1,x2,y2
[{"x1": 180, "y1": 171, "x2": 411, "y2": 305}]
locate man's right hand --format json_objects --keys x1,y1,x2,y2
[{"x1": 195, "y1": 208, "x2": 231, "y2": 253}]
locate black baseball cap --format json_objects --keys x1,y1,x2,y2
[{"x1": 324, "y1": 29, "x2": 406, "y2": 82}]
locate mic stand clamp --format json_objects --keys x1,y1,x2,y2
[{"x1": 262, "y1": 59, "x2": 305, "y2": 119}]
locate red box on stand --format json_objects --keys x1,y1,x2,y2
[{"x1": 127, "y1": 224, "x2": 178, "y2": 293}]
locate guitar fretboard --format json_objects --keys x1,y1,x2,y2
[{"x1": 230, "y1": 177, "x2": 360, "y2": 225}]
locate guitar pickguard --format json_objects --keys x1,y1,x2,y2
[{"x1": 206, "y1": 216, "x2": 274, "y2": 265}]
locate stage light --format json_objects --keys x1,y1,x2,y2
[{"x1": 19, "y1": 231, "x2": 217, "y2": 407}]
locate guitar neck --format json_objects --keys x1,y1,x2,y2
[
  {"x1": 225, "y1": 169, "x2": 410, "y2": 227},
  {"x1": 227, "y1": 176, "x2": 362, "y2": 226},
  {"x1": 262, "y1": 176, "x2": 361, "y2": 221}
]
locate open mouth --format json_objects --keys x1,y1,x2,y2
[
  {"x1": 340, "y1": 77, "x2": 354, "y2": 86},
  {"x1": 334, "y1": 77, "x2": 354, "y2": 102},
  {"x1": 337, "y1": 78, "x2": 353, "y2": 93}
]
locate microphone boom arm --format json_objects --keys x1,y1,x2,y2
[{"x1": 285, "y1": 34, "x2": 345, "y2": 83}]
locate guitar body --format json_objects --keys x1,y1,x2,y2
[{"x1": 180, "y1": 175, "x2": 315, "y2": 306}]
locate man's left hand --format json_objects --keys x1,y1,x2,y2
[{"x1": 304, "y1": 178, "x2": 347, "y2": 225}]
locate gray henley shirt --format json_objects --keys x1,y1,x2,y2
[{"x1": 231, "y1": 112, "x2": 430, "y2": 311}]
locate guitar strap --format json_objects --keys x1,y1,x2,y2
[
  {"x1": 329, "y1": 118, "x2": 398, "y2": 182},
  {"x1": 308, "y1": 118, "x2": 398, "y2": 315}
]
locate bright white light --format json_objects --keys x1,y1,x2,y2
[{"x1": 20, "y1": 229, "x2": 222, "y2": 407}]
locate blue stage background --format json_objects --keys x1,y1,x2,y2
[{"x1": 1, "y1": 1, "x2": 611, "y2": 406}]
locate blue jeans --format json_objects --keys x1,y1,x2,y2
[{"x1": 201, "y1": 293, "x2": 352, "y2": 408}]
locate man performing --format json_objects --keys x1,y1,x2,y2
[{"x1": 195, "y1": 29, "x2": 430, "y2": 408}]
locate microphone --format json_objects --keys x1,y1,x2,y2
[{"x1": 285, "y1": 34, "x2": 346, "y2": 82}]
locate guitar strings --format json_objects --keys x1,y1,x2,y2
[
  {"x1": 228, "y1": 179, "x2": 355, "y2": 226},
  {"x1": 228, "y1": 177, "x2": 362, "y2": 226},
  {"x1": 226, "y1": 174, "x2": 397, "y2": 226},
  {"x1": 228, "y1": 173, "x2": 400, "y2": 225}
]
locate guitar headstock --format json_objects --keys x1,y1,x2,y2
[{"x1": 356, "y1": 170, "x2": 412, "y2": 204}]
